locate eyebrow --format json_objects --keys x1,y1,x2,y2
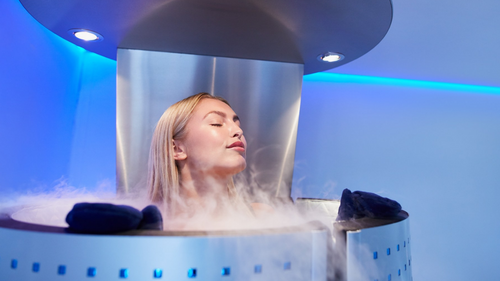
[{"x1": 204, "y1": 110, "x2": 240, "y2": 122}]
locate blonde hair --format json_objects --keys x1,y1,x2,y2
[{"x1": 147, "y1": 93, "x2": 240, "y2": 214}]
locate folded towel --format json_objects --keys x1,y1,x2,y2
[
  {"x1": 66, "y1": 203, "x2": 163, "y2": 234},
  {"x1": 138, "y1": 205, "x2": 163, "y2": 230},
  {"x1": 337, "y1": 189, "x2": 402, "y2": 221}
]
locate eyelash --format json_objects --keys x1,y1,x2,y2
[{"x1": 211, "y1": 124, "x2": 223, "y2": 127}]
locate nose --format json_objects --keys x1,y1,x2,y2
[{"x1": 231, "y1": 123, "x2": 243, "y2": 139}]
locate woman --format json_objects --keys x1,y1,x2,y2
[{"x1": 148, "y1": 93, "x2": 260, "y2": 228}]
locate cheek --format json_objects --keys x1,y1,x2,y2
[{"x1": 193, "y1": 130, "x2": 225, "y2": 152}]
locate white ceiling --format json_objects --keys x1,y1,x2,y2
[{"x1": 327, "y1": 0, "x2": 500, "y2": 88}]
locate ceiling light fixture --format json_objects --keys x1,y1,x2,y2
[
  {"x1": 68, "y1": 29, "x2": 103, "y2": 42},
  {"x1": 318, "y1": 52, "x2": 344, "y2": 62}
]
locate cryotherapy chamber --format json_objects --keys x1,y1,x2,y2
[
  {"x1": 0, "y1": 200, "x2": 412, "y2": 280},
  {"x1": 0, "y1": 0, "x2": 412, "y2": 280},
  {"x1": 0, "y1": 212, "x2": 332, "y2": 280}
]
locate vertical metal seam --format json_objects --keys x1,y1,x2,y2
[{"x1": 211, "y1": 57, "x2": 216, "y2": 95}]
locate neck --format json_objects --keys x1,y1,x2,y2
[{"x1": 177, "y1": 162, "x2": 231, "y2": 201}]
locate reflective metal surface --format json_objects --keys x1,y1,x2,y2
[
  {"x1": 117, "y1": 49, "x2": 303, "y2": 198},
  {"x1": 334, "y1": 214, "x2": 412, "y2": 281},
  {"x1": 20, "y1": 0, "x2": 392, "y2": 74},
  {"x1": 0, "y1": 216, "x2": 330, "y2": 281}
]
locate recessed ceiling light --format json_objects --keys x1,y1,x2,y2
[
  {"x1": 318, "y1": 52, "x2": 344, "y2": 62},
  {"x1": 68, "y1": 29, "x2": 103, "y2": 42}
]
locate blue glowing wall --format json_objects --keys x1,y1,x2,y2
[
  {"x1": 292, "y1": 73, "x2": 500, "y2": 281},
  {"x1": 0, "y1": 0, "x2": 116, "y2": 194}
]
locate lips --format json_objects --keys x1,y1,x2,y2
[{"x1": 227, "y1": 141, "x2": 245, "y2": 150}]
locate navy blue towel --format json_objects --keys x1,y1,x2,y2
[
  {"x1": 66, "y1": 202, "x2": 143, "y2": 234},
  {"x1": 337, "y1": 189, "x2": 402, "y2": 221},
  {"x1": 138, "y1": 205, "x2": 163, "y2": 230}
]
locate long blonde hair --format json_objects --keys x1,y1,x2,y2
[{"x1": 147, "y1": 93, "x2": 240, "y2": 214}]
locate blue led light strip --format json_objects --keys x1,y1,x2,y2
[{"x1": 304, "y1": 73, "x2": 500, "y2": 95}]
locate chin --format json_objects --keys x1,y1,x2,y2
[
  {"x1": 234, "y1": 163, "x2": 246, "y2": 174},
  {"x1": 212, "y1": 155, "x2": 246, "y2": 176},
  {"x1": 229, "y1": 159, "x2": 247, "y2": 175}
]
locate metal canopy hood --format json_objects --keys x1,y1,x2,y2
[{"x1": 19, "y1": 0, "x2": 392, "y2": 74}]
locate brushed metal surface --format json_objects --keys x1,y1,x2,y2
[
  {"x1": 345, "y1": 217, "x2": 412, "y2": 281},
  {"x1": 0, "y1": 219, "x2": 329, "y2": 281},
  {"x1": 19, "y1": 0, "x2": 392, "y2": 74},
  {"x1": 117, "y1": 49, "x2": 303, "y2": 198}
]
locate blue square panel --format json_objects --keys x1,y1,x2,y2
[
  {"x1": 88, "y1": 267, "x2": 97, "y2": 277},
  {"x1": 284, "y1": 262, "x2": 291, "y2": 270},
  {"x1": 188, "y1": 268, "x2": 197, "y2": 278},
  {"x1": 221, "y1": 267, "x2": 230, "y2": 276},
  {"x1": 120, "y1": 268, "x2": 129, "y2": 278},
  {"x1": 33, "y1": 262, "x2": 40, "y2": 272},
  {"x1": 254, "y1": 265, "x2": 262, "y2": 274},
  {"x1": 11, "y1": 259, "x2": 18, "y2": 269},
  {"x1": 153, "y1": 268, "x2": 162, "y2": 278},
  {"x1": 58, "y1": 265, "x2": 66, "y2": 275}
]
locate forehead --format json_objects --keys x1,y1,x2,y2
[{"x1": 192, "y1": 98, "x2": 235, "y2": 117}]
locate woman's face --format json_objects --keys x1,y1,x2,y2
[{"x1": 175, "y1": 98, "x2": 247, "y2": 177}]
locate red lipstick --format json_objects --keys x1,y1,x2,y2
[{"x1": 228, "y1": 141, "x2": 245, "y2": 151}]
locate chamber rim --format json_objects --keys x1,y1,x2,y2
[{"x1": 0, "y1": 212, "x2": 329, "y2": 237}]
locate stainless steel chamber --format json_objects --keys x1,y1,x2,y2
[
  {"x1": 0, "y1": 211, "x2": 330, "y2": 281},
  {"x1": 296, "y1": 199, "x2": 413, "y2": 281},
  {"x1": 0, "y1": 200, "x2": 412, "y2": 281}
]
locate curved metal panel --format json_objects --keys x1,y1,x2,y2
[
  {"x1": 0, "y1": 219, "x2": 329, "y2": 281},
  {"x1": 345, "y1": 218, "x2": 412, "y2": 281},
  {"x1": 19, "y1": 0, "x2": 392, "y2": 74},
  {"x1": 117, "y1": 49, "x2": 303, "y2": 198}
]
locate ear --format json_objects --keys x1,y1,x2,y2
[{"x1": 172, "y1": 139, "x2": 187, "y2": 161}]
